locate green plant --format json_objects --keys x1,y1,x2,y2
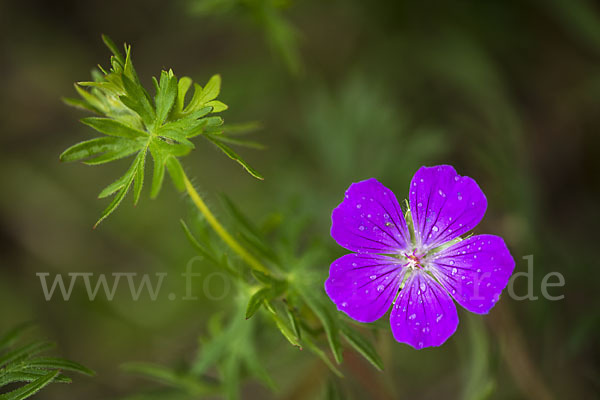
[
  {"x1": 0, "y1": 323, "x2": 94, "y2": 400},
  {"x1": 61, "y1": 37, "x2": 384, "y2": 399}
]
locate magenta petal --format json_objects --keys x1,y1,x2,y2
[
  {"x1": 325, "y1": 253, "x2": 406, "y2": 323},
  {"x1": 429, "y1": 235, "x2": 515, "y2": 314},
  {"x1": 390, "y1": 272, "x2": 458, "y2": 349},
  {"x1": 409, "y1": 165, "x2": 487, "y2": 250},
  {"x1": 331, "y1": 178, "x2": 411, "y2": 253}
]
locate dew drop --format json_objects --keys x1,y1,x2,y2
[
  {"x1": 432, "y1": 226, "x2": 439, "y2": 232},
  {"x1": 420, "y1": 282, "x2": 427, "y2": 291},
  {"x1": 408, "y1": 313, "x2": 416, "y2": 320},
  {"x1": 369, "y1": 275, "x2": 377, "y2": 280},
  {"x1": 356, "y1": 204, "x2": 362, "y2": 209},
  {"x1": 352, "y1": 262, "x2": 357, "y2": 267},
  {"x1": 359, "y1": 225, "x2": 365, "y2": 231},
  {"x1": 436, "y1": 313, "x2": 444, "y2": 322},
  {"x1": 451, "y1": 267, "x2": 457, "y2": 275},
  {"x1": 454, "y1": 176, "x2": 460, "y2": 181},
  {"x1": 449, "y1": 260, "x2": 455, "y2": 265},
  {"x1": 341, "y1": 302, "x2": 348, "y2": 307},
  {"x1": 422, "y1": 327, "x2": 430, "y2": 334},
  {"x1": 376, "y1": 284, "x2": 385, "y2": 292},
  {"x1": 438, "y1": 189, "x2": 446, "y2": 197}
]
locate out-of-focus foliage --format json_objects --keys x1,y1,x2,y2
[
  {"x1": 0, "y1": 323, "x2": 93, "y2": 399},
  {"x1": 1, "y1": 0, "x2": 599, "y2": 399},
  {"x1": 190, "y1": 0, "x2": 302, "y2": 75}
]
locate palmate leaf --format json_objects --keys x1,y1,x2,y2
[{"x1": 61, "y1": 36, "x2": 263, "y2": 226}]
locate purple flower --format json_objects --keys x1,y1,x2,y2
[{"x1": 325, "y1": 165, "x2": 515, "y2": 349}]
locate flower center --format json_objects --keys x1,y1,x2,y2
[{"x1": 403, "y1": 250, "x2": 424, "y2": 270}]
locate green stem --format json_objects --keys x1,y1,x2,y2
[{"x1": 182, "y1": 172, "x2": 270, "y2": 275}]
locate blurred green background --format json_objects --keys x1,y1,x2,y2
[{"x1": 1, "y1": 0, "x2": 599, "y2": 398}]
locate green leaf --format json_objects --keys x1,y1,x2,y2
[
  {"x1": 73, "y1": 84, "x2": 105, "y2": 113},
  {"x1": 265, "y1": 301, "x2": 301, "y2": 348},
  {"x1": 94, "y1": 152, "x2": 143, "y2": 227},
  {"x1": 185, "y1": 75, "x2": 221, "y2": 113},
  {"x1": 120, "y1": 75, "x2": 156, "y2": 128},
  {"x1": 245, "y1": 288, "x2": 271, "y2": 319},
  {"x1": 302, "y1": 335, "x2": 343, "y2": 378},
  {"x1": 251, "y1": 270, "x2": 276, "y2": 286},
  {"x1": 81, "y1": 117, "x2": 147, "y2": 139},
  {"x1": 0, "y1": 370, "x2": 59, "y2": 400},
  {"x1": 340, "y1": 325, "x2": 383, "y2": 371},
  {"x1": 149, "y1": 140, "x2": 166, "y2": 199},
  {"x1": 165, "y1": 155, "x2": 185, "y2": 191},
  {"x1": 121, "y1": 362, "x2": 218, "y2": 396},
  {"x1": 0, "y1": 371, "x2": 70, "y2": 387},
  {"x1": 213, "y1": 135, "x2": 265, "y2": 150},
  {"x1": 60, "y1": 137, "x2": 123, "y2": 163},
  {"x1": 62, "y1": 97, "x2": 99, "y2": 113},
  {"x1": 97, "y1": 152, "x2": 141, "y2": 198},
  {"x1": 133, "y1": 149, "x2": 147, "y2": 205},
  {"x1": 155, "y1": 70, "x2": 178, "y2": 126},
  {"x1": 83, "y1": 141, "x2": 143, "y2": 165},
  {"x1": 0, "y1": 341, "x2": 55, "y2": 369},
  {"x1": 102, "y1": 34, "x2": 125, "y2": 65},
  {"x1": 25, "y1": 357, "x2": 95, "y2": 376},
  {"x1": 222, "y1": 354, "x2": 240, "y2": 400},
  {"x1": 297, "y1": 287, "x2": 343, "y2": 364},
  {"x1": 173, "y1": 76, "x2": 193, "y2": 115},
  {"x1": 204, "y1": 100, "x2": 228, "y2": 112},
  {"x1": 205, "y1": 135, "x2": 263, "y2": 180},
  {"x1": 285, "y1": 306, "x2": 302, "y2": 340}
]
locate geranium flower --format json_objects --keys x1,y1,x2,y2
[{"x1": 325, "y1": 165, "x2": 515, "y2": 349}]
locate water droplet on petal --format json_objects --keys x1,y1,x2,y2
[
  {"x1": 376, "y1": 284, "x2": 385, "y2": 292},
  {"x1": 408, "y1": 313, "x2": 416, "y2": 320},
  {"x1": 418, "y1": 202, "x2": 423, "y2": 207},
  {"x1": 451, "y1": 267, "x2": 457, "y2": 275},
  {"x1": 359, "y1": 225, "x2": 365, "y2": 231},
  {"x1": 356, "y1": 204, "x2": 362, "y2": 209},
  {"x1": 436, "y1": 313, "x2": 444, "y2": 322},
  {"x1": 419, "y1": 282, "x2": 427, "y2": 291},
  {"x1": 432, "y1": 226, "x2": 439, "y2": 232},
  {"x1": 369, "y1": 275, "x2": 377, "y2": 280},
  {"x1": 341, "y1": 302, "x2": 348, "y2": 307}
]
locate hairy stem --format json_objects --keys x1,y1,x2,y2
[{"x1": 182, "y1": 172, "x2": 270, "y2": 274}]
